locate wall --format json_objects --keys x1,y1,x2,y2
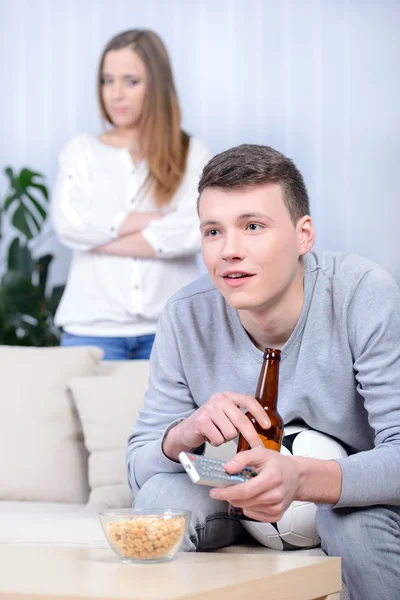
[{"x1": 0, "y1": 0, "x2": 399, "y2": 284}]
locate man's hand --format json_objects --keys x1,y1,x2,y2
[
  {"x1": 162, "y1": 392, "x2": 270, "y2": 462},
  {"x1": 209, "y1": 446, "x2": 300, "y2": 522},
  {"x1": 209, "y1": 446, "x2": 342, "y2": 520}
]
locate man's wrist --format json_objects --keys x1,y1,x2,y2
[
  {"x1": 162, "y1": 421, "x2": 193, "y2": 462},
  {"x1": 293, "y1": 457, "x2": 342, "y2": 505}
]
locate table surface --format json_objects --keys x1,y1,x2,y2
[{"x1": 0, "y1": 545, "x2": 341, "y2": 600}]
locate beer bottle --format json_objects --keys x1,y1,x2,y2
[{"x1": 229, "y1": 348, "x2": 284, "y2": 519}]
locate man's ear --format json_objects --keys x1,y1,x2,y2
[{"x1": 297, "y1": 215, "x2": 315, "y2": 256}]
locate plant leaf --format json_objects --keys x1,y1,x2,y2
[
  {"x1": 3, "y1": 166, "x2": 49, "y2": 239},
  {"x1": 24, "y1": 202, "x2": 41, "y2": 234},
  {"x1": 19, "y1": 169, "x2": 48, "y2": 201},
  {"x1": 3, "y1": 323, "x2": 36, "y2": 346},
  {"x1": 7, "y1": 238, "x2": 35, "y2": 278},
  {"x1": 36, "y1": 254, "x2": 53, "y2": 299},
  {"x1": 19, "y1": 168, "x2": 42, "y2": 187},
  {"x1": 3, "y1": 192, "x2": 18, "y2": 211},
  {"x1": 0, "y1": 298, "x2": 4, "y2": 343},
  {"x1": 29, "y1": 182, "x2": 49, "y2": 201},
  {"x1": 11, "y1": 203, "x2": 34, "y2": 239},
  {"x1": 25, "y1": 191, "x2": 47, "y2": 221},
  {"x1": 1, "y1": 164, "x2": 57, "y2": 347},
  {"x1": 4, "y1": 166, "x2": 15, "y2": 185},
  {"x1": 48, "y1": 284, "x2": 65, "y2": 317},
  {"x1": 0, "y1": 270, "x2": 42, "y2": 319}
]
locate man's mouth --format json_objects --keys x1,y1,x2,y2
[{"x1": 221, "y1": 271, "x2": 255, "y2": 287}]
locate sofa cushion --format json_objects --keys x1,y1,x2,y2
[
  {"x1": 0, "y1": 346, "x2": 103, "y2": 504},
  {"x1": 69, "y1": 361, "x2": 150, "y2": 509}
]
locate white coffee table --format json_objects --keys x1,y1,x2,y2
[{"x1": 0, "y1": 545, "x2": 341, "y2": 599}]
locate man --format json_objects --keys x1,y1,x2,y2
[{"x1": 127, "y1": 144, "x2": 400, "y2": 600}]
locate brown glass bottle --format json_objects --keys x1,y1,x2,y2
[{"x1": 229, "y1": 348, "x2": 284, "y2": 520}]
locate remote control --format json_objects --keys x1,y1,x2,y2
[{"x1": 179, "y1": 451, "x2": 257, "y2": 487}]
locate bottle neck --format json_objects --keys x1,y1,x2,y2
[{"x1": 255, "y1": 357, "x2": 279, "y2": 411}]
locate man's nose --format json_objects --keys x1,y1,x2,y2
[{"x1": 221, "y1": 231, "x2": 243, "y2": 261}]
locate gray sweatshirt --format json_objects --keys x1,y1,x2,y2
[{"x1": 127, "y1": 250, "x2": 400, "y2": 507}]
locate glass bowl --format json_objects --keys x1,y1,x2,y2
[{"x1": 99, "y1": 508, "x2": 191, "y2": 564}]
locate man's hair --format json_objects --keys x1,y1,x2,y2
[{"x1": 198, "y1": 144, "x2": 310, "y2": 223}]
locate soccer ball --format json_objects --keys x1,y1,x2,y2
[{"x1": 242, "y1": 425, "x2": 348, "y2": 550}]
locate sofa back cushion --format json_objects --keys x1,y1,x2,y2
[
  {"x1": 0, "y1": 346, "x2": 103, "y2": 503},
  {"x1": 69, "y1": 361, "x2": 150, "y2": 509}
]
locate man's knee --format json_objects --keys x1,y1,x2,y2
[
  {"x1": 316, "y1": 505, "x2": 400, "y2": 600},
  {"x1": 134, "y1": 473, "x2": 246, "y2": 552},
  {"x1": 134, "y1": 473, "x2": 213, "y2": 511},
  {"x1": 316, "y1": 504, "x2": 400, "y2": 557}
]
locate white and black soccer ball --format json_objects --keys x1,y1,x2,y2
[{"x1": 242, "y1": 425, "x2": 348, "y2": 551}]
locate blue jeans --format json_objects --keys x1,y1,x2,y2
[{"x1": 60, "y1": 332, "x2": 155, "y2": 360}]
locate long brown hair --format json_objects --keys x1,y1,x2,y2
[{"x1": 97, "y1": 29, "x2": 190, "y2": 207}]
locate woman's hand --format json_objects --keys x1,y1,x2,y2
[
  {"x1": 117, "y1": 211, "x2": 162, "y2": 236},
  {"x1": 93, "y1": 232, "x2": 156, "y2": 258}
]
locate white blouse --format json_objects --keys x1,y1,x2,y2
[{"x1": 51, "y1": 133, "x2": 211, "y2": 337}]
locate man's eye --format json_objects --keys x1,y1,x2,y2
[
  {"x1": 247, "y1": 223, "x2": 262, "y2": 231},
  {"x1": 101, "y1": 77, "x2": 112, "y2": 85},
  {"x1": 205, "y1": 229, "x2": 219, "y2": 237}
]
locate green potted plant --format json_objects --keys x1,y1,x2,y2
[{"x1": 0, "y1": 167, "x2": 64, "y2": 346}]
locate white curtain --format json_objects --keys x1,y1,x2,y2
[{"x1": 0, "y1": 0, "x2": 399, "y2": 284}]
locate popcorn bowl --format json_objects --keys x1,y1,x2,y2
[{"x1": 99, "y1": 508, "x2": 191, "y2": 564}]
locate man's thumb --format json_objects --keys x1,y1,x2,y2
[{"x1": 224, "y1": 447, "x2": 264, "y2": 473}]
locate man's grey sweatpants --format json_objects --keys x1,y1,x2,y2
[{"x1": 134, "y1": 473, "x2": 400, "y2": 600}]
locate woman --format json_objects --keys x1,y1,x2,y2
[{"x1": 52, "y1": 29, "x2": 211, "y2": 359}]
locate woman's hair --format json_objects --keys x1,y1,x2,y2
[{"x1": 97, "y1": 29, "x2": 189, "y2": 206}]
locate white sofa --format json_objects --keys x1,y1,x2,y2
[{"x1": 0, "y1": 346, "x2": 348, "y2": 598}]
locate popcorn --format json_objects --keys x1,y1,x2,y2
[{"x1": 106, "y1": 516, "x2": 186, "y2": 559}]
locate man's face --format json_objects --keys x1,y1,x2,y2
[{"x1": 199, "y1": 183, "x2": 314, "y2": 312}]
